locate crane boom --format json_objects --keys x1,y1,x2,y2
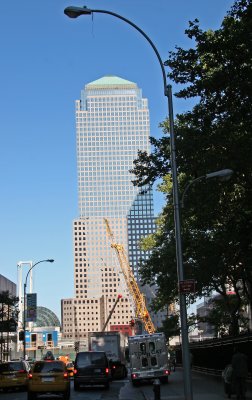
[
  {"x1": 104, "y1": 218, "x2": 155, "y2": 334},
  {"x1": 102, "y1": 294, "x2": 122, "y2": 332}
]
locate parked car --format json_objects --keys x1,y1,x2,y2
[
  {"x1": 74, "y1": 351, "x2": 110, "y2": 390},
  {"x1": 0, "y1": 360, "x2": 31, "y2": 392},
  {"x1": 27, "y1": 360, "x2": 70, "y2": 400}
]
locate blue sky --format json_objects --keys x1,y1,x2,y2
[{"x1": 0, "y1": 0, "x2": 234, "y2": 319}]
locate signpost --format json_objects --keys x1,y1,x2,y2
[
  {"x1": 26, "y1": 293, "x2": 37, "y2": 322},
  {"x1": 179, "y1": 280, "x2": 196, "y2": 294}
]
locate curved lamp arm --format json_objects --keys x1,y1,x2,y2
[
  {"x1": 181, "y1": 169, "x2": 233, "y2": 208},
  {"x1": 64, "y1": 6, "x2": 168, "y2": 96},
  {"x1": 23, "y1": 259, "x2": 54, "y2": 359},
  {"x1": 24, "y1": 259, "x2": 54, "y2": 288},
  {"x1": 181, "y1": 176, "x2": 206, "y2": 209}
]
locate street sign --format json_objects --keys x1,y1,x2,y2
[
  {"x1": 26, "y1": 293, "x2": 37, "y2": 322},
  {"x1": 179, "y1": 279, "x2": 196, "y2": 293}
]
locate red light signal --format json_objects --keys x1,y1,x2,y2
[{"x1": 143, "y1": 311, "x2": 149, "y2": 320}]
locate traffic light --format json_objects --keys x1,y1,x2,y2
[
  {"x1": 18, "y1": 330, "x2": 24, "y2": 341},
  {"x1": 130, "y1": 319, "x2": 135, "y2": 327},
  {"x1": 74, "y1": 341, "x2": 80, "y2": 352}
]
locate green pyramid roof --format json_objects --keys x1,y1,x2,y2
[{"x1": 86, "y1": 75, "x2": 137, "y2": 89}]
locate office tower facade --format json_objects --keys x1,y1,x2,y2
[{"x1": 62, "y1": 76, "x2": 162, "y2": 340}]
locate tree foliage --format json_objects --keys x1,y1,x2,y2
[
  {"x1": 131, "y1": 0, "x2": 252, "y2": 334},
  {"x1": 0, "y1": 291, "x2": 19, "y2": 330},
  {"x1": 201, "y1": 295, "x2": 249, "y2": 337}
]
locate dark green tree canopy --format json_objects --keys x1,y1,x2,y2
[
  {"x1": 131, "y1": 0, "x2": 252, "y2": 333},
  {"x1": 0, "y1": 291, "x2": 19, "y2": 331}
]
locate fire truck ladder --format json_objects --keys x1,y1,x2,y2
[{"x1": 104, "y1": 218, "x2": 155, "y2": 334}]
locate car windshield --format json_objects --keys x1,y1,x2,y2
[
  {"x1": 34, "y1": 361, "x2": 65, "y2": 373},
  {"x1": 0, "y1": 362, "x2": 24, "y2": 372},
  {"x1": 77, "y1": 352, "x2": 107, "y2": 367}
]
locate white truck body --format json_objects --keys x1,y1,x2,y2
[
  {"x1": 128, "y1": 332, "x2": 170, "y2": 384},
  {"x1": 88, "y1": 331, "x2": 125, "y2": 363}
]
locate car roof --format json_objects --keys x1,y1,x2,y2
[
  {"x1": 2, "y1": 360, "x2": 24, "y2": 364},
  {"x1": 77, "y1": 351, "x2": 107, "y2": 354},
  {"x1": 34, "y1": 360, "x2": 64, "y2": 364}
]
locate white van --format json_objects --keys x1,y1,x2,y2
[{"x1": 128, "y1": 332, "x2": 170, "y2": 386}]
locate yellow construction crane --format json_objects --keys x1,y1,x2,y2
[{"x1": 104, "y1": 218, "x2": 156, "y2": 334}]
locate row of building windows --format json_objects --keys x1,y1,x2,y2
[
  {"x1": 77, "y1": 153, "x2": 141, "y2": 161},
  {"x1": 86, "y1": 95, "x2": 136, "y2": 102},
  {"x1": 86, "y1": 95, "x2": 136, "y2": 101},
  {"x1": 75, "y1": 289, "x2": 118, "y2": 294},
  {"x1": 77, "y1": 114, "x2": 148, "y2": 121},
  {"x1": 63, "y1": 299, "x2": 99, "y2": 304}
]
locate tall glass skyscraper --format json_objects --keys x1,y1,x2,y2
[{"x1": 62, "y1": 76, "x2": 162, "y2": 340}]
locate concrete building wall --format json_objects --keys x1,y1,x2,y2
[{"x1": 0, "y1": 274, "x2": 16, "y2": 296}]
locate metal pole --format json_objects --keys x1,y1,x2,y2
[
  {"x1": 167, "y1": 86, "x2": 193, "y2": 400},
  {"x1": 23, "y1": 259, "x2": 54, "y2": 360},
  {"x1": 23, "y1": 281, "x2": 27, "y2": 360}
]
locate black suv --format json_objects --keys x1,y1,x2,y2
[{"x1": 74, "y1": 351, "x2": 110, "y2": 390}]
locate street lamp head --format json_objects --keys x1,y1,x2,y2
[
  {"x1": 206, "y1": 168, "x2": 233, "y2": 181},
  {"x1": 46, "y1": 259, "x2": 54, "y2": 263},
  {"x1": 181, "y1": 168, "x2": 234, "y2": 208},
  {"x1": 64, "y1": 6, "x2": 92, "y2": 18}
]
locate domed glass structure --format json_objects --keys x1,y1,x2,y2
[{"x1": 33, "y1": 306, "x2": 60, "y2": 327}]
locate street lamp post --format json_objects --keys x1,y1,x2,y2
[
  {"x1": 181, "y1": 169, "x2": 234, "y2": 208},
  {"x1": 64, "y1": 6, "x2": 193, "y2": 399},
  {"x1": 23, "y1": 259, "x2": 54, "y2": 360}
]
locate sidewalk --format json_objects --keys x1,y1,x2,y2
[{"x1": 140, "y1": 368, "x2": 252, "y2": 400}]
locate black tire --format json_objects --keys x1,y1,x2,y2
[
  {"x1": 27, "y1": 391, "x2": 36, "y2": 400},
  {"x1": 104, "y1": 382, "x2": 110, "y2": 390},
  {"x1": 160, "y1": 376, "x2": 169, "y2": 384},
  {"x1": 132, "y1": 380, "x2": 140, "y2": 387},
  {"x1": 63, "y1": 389, "x2": 70, "y2": 400},
  {"x1": 74, "y1": 382, "x2": 80, "y2": 391}
]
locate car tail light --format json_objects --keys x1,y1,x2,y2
[
  {"x1": 63, "y1": 372, "x2": 68, "y2": 379},
  {"x1": 112, "y1": 365, "x2": 116, "y2": 369},
  {"x1": 28, "y1": 373, "x2": 33, "y2": 379},
  {"x1": 164, "y1": 369, "x2": 170, "y2": 375},
  {"x1": 74, "y1": 369, "x2": 77, "y2": 375},
  {"x1": 18, "y1": 369, "x2": 26, "y2": 373},
  {"x1": 105, "y1": 368, "x2": 109, "y2": 374},
  {"x1": 132, "y1": 373, "x2": 139, "y2": 379}
]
